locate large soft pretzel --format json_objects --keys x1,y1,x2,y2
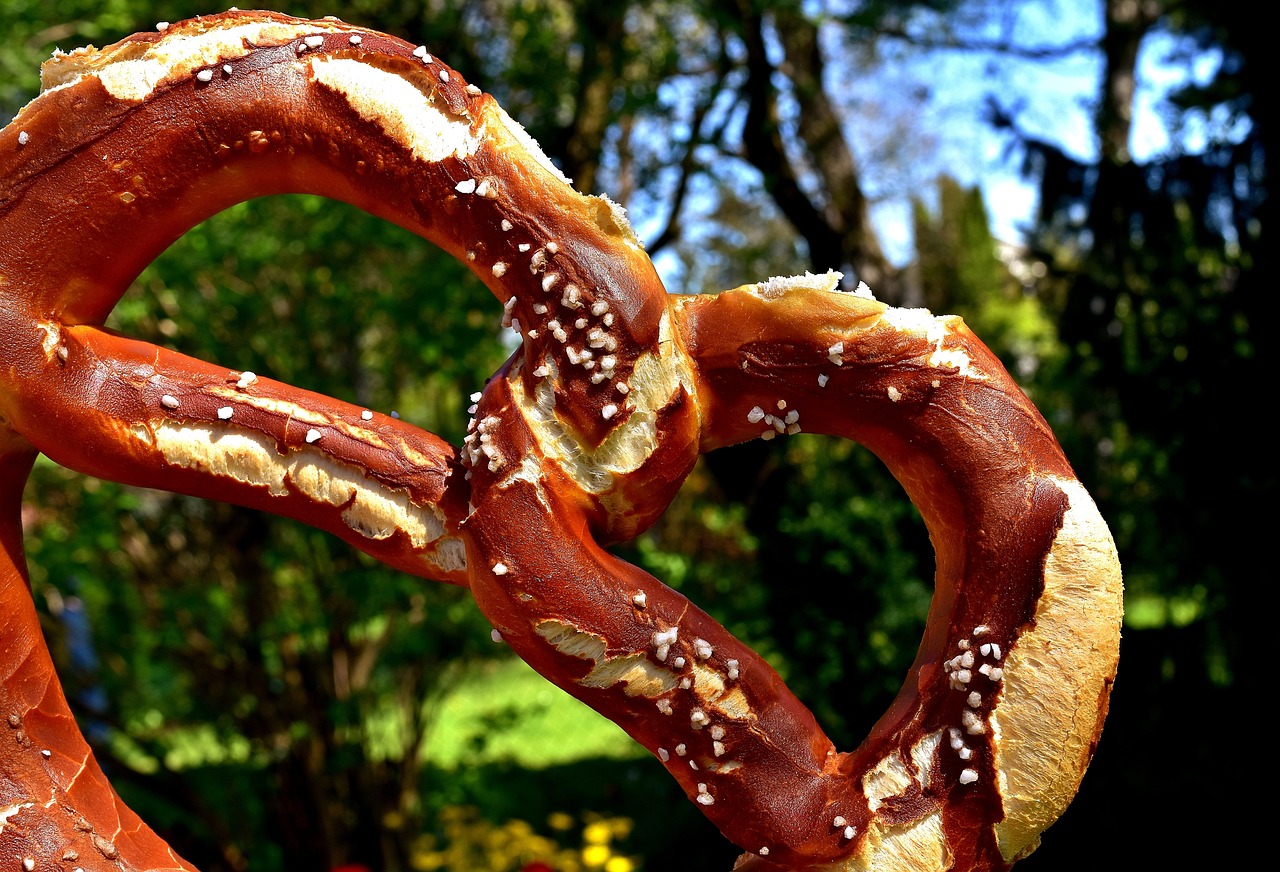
[{"x1": 0, "y1": 11, "x2": 1122, "y2": 870}]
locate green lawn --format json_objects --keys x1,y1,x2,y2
[{"x1": 423, "y1": 656, "x2": 648, "y2": 770}]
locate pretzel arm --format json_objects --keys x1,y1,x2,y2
[
  {"x1": 673, "y1": 282, "x2": 1123, "y2": 869},
  {"x1": 0, "y1": 11, "x2": 669, "y2": 447},
  {"x1": 0, "y1": 320, "x2": 467, "y2": 868},
  {"x1": 460, "y1": 356, "x2": 860, "y2": 867},
  {"x1": 2, "y1": 322, "x2": 470, "y2": 584},
  {"x1": 0, "y1": 427, "x2": 197, "y2": 868},
  {"x1": 454, "y1": 281, "x2": 1121, "y2": 869}
]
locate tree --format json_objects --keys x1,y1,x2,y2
[
  {"x1": 912, "y1": 175, "x2": 1061, "y2": 382},
  {"x1": 994, "y1": 1, "x2": 1266, "y2": 865}
]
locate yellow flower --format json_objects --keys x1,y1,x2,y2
[
  {"x1": 547, "y1": 811, "x2": 575, "y2": 831},
  {"x1": 582, "y1": 843, "x2": 611, "y2": 867},
  {"x1": 583, "y1": 821, "x2": 613, "y2": 845}
]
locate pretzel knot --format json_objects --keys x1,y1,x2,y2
[{"x1": 0, "y1": 12, "x2": 1122, "y2": 871}]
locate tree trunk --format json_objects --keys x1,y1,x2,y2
[{"x1": 731, "y1": 0, "x2": 895, "y2": 295}]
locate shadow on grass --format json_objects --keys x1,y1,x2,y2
[{"x1": 111, "y1": 623, "x2": 1249, "y2": 871}]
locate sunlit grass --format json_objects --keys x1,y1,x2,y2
[
  {"x1": 424, "y1": 657, "x2": 646, "y2": 769},
  {"x1": 106, "y1": 653, "x2": 644, "y2": 778}
]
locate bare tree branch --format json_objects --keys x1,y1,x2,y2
[
  {"x1": 851, "y1": 24, "x2": 1100, "y2": 60},
  {"x1": 775, "y1": 4, "x2": 890, "y2": 289},
  {"x1": 733, "y1": 0, "x2": 845, "y2": 273},
  {"x1": 649, "y1": 48, "x2": 733, "y2": 256},
  {"x1": 554, "y1": 4, "x2": 629, "y2": 194}
]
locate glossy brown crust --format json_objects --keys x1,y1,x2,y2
[
  {"x1": 460, "y1": 284, "x2": 1119, "y2": 870},
  {"x1": 677, "y1": 289, "x2": 1077, "y2": 868},
  {"x1": 1, "y1": 435, "x2": 196, "y2": 870},
  {"x1": 1, "y1": 11, "x2": 664, "y2": 447},
  {"x1": 0, "y1": 11, "x2": 1121, "y2": 871},
  {"x1": 0, "y1": 10, "x2": 666, "y2": 867}
]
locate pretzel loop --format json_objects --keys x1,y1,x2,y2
[{"x1": 0, "y1": 12, "x2": 1121, "y2": 871}]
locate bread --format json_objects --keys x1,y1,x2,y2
[{"x1": 0, "y1": 12, "x2": 1121, "y2": 869}]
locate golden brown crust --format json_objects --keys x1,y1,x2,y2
[
  {"x1": 0, "y1": 11, "x2": 1121, "y2": 871},
  {"x1": 674, "y1": 285, "x2": 1121, "y2": 869},
  {"x1": 989, "y1": 479, "x2": 1122, "y2": 862}
]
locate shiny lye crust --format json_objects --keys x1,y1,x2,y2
[{"x1": 0, "y1": 11, "x2": 1122, "y2": 871}]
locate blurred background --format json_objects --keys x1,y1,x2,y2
[{"x1": 1, "y1": 1, "x2": 1263, "y2": 869}]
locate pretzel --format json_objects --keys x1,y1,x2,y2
[{"x1": 0, "y1": 11, "x2": 1122, "y2": 870}]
